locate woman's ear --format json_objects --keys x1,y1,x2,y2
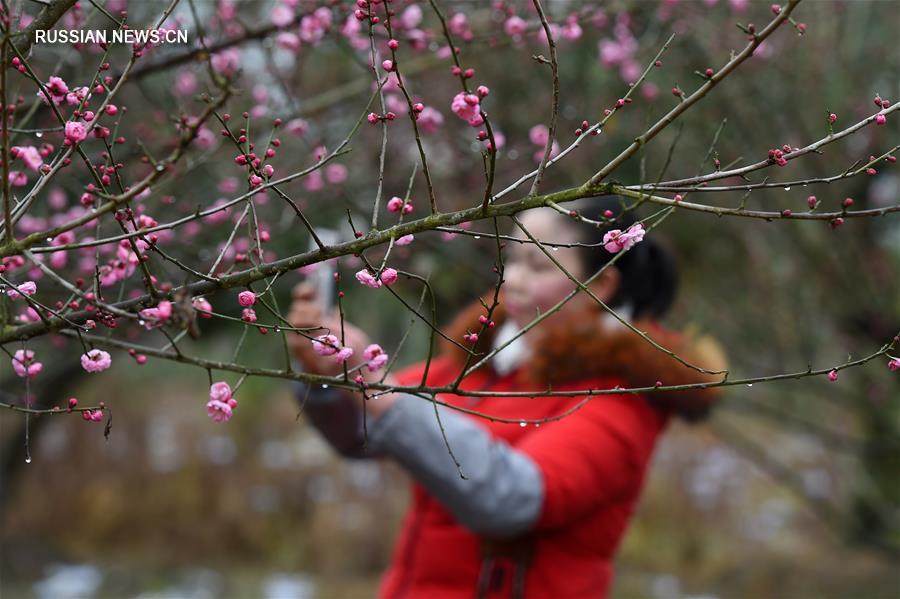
[{"x1": 587, "y1": 265, "x2": 621, "y2": 304}]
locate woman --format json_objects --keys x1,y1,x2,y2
[{"x1": 288, "y1": 196, "x2": 726, "y2": 598}]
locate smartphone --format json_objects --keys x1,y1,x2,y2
[{"x1": 308, "y1": 228, "x2": 340, "y2": 314}]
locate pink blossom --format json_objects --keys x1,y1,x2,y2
[
  {"x1": 562, "y1": 19, "x2": 583, "y2": 41},
  {"x1": 82, "y1": 409, "x2": 105, "y2": 422},
  {"x1": 8, "y1": 171, "x2": 27, "y2": 187},
  {"x1": 286, "y1": 118, "x2": 308, "y2": 137},
  {"x1": 888, "y1": 358, "x2": 900, "y2": 372},
  {"x1": 271, "y1": 3, "x2": 294, "y2": 27},
  {"x1": 238, "y1": 291, "x2": 256, "y2": 307},
  {"x1": 276, "y1": 31, "x2": 301, "y2": 51},
  {"x1": 195, "y1": 127, "x2": 218, "y2": 150},
  {"x1": 399, "y1": 5, "x2": 423, "y2": 29},
  {"x1": 603, "y1": 223, "x2": 646, "y2": 253},
  {"x1": 355, "y1": 269, "x2": 383, "y2": 289},
  {"x1": 175, "y1": 71, "x2": 197, "y2": 96},
  {"x1": 14, "y1": 146, "x2": 43, "y2": 171},
  {"x1": 827, "y1": 369, "x2": 838, "y2": 382},
  {"x1": 334, "y1": 346, "x2": 354, "y2": 363},
  {"x1": 448, "y1": 13, "x2": 469, "y2": 36},
  {"x1": 395, "y1": 234, "x2": 414, "y2": 246},
  {"x1": 529, "y1": 124, "x2": 550, "y2": 146},
  {"x1": 211, "y1": 48, "x2": 241, "y2": 76},
  {"x1": 325, "y1": 164, "x2": 348, "y2": 184},
  {"x1": 38, "y1": 76, "x2": 69, "y2": 105},
  {"x1": 387, "y1": 197, "x2": 405, "y2": 213},
  {"x1": 450, "y1": 92, "x2": 482, "y2": 126},
  {"x1": 80, "y1": 349, "x2": 112, "y2": 373},
  {"x1": 206, "y1": 399, "x2": 234, "y2": 422},
  {"x1": 65, "y1": 86, "x2": 90, "y2": 106},
  {"x1": 12, "y1": 349, "x2": 43, "y2": 378},
  {"x1": 312, "y1": 334, "x2": 341, "y2": 356},
  {"x1": 241, "y1": 308, "x2": 257, "y2": 323},
  {"x1": 504, "y1": 16, "x2": 527, "y2": 37},
  {"x1": 64, "y1": 121, "x2": 88, "y2": 145},
  {"x1": 209, "y1": 381, "x2": 233, "y2": 402},
  {"x1": 193, "y1": 297, "x2": 213, "y2": 318},
  {"x1": 729, "y1": 0, "x2": 750, "y2": 10},
  {"x1": 303, "y1": 170, "x2": 323, "y2": 192},
  {"x1": 6, "y1": 280, "x2": 37, "y2": 300},
  {"x1": 416, "y1": 106, "x2": 444, "y2": 133},
  {"x1": 299, "y1": 13, "x2": 327, "y2": 43},
  {"x1": 363, "y1": 344, "x2": 389, "y2": 372},
  {"x1": 380, "y1": 268, "x2": 399, "y2": 286},
  {"x1": 139, "y1": 300, "x2": 173, "y2": 326}
]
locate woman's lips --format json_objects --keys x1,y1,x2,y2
[{"x1": 504, "y1": 300, "x2": 524, "y2": 314}]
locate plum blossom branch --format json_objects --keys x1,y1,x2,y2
[
  {"x1": 527, "y1": 0, "x2": 560, "y2": 199},
  {"x1": 585, "y1": 0, "x2": 803, "y2": 188}
]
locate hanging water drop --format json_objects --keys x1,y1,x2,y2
[
  {"x1": 25, "y1": 456, "x2": 32, "y2": 464},
  {"x1": 784, "y1": 186, "x2": 791, "y2": 191},
  {"x1": 552, "y1": 247, "x2": 559, "y2": 251},
  {"x1": 747, "y1": 383, "x2": 753, "y2": 387},
  {"x1": 35, "y1": 131, "x2": 43, "y2": 138},
  {"x1": 519, "y1": 421, "x2": 527, "y2": 427},
  {"x1": 474, "y1": 235, "x2": 481, "y2": 240},
  {"x1": 321, "y1": 384, "x2": 329, "y2": 389}
]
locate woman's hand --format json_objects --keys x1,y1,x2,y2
[
  {"x1": 288, "y1": 281, "x2": 400, "y2": 418},
  {"x1": 287, "y1": 282, "x2": 370, "y2": 377}
]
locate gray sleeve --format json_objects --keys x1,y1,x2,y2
[
  {"x1": 366, "y1": 394, "x2": 544, "y2": 539},
  {"x1": 292, "y1": 376, "x2": 544, "y2": 538}
]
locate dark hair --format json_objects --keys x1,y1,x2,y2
[{"x1": 559, "y1": 196, "x2": 679, "y2": 321}]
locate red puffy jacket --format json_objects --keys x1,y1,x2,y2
[{"x1": 375, "y1": 299, "x2": 724, "y2": 599}]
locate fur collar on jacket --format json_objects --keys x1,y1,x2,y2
[{"x1": 438, "y1": 293, "x2": 727, "y2": 421}]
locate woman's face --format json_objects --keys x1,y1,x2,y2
[{"x1": 502, "y1": 209, "x2": 608, "y2": 328}]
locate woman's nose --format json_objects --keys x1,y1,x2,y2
[{"x1": 504, "y1": 262, "x2": 523, "y2": 290}]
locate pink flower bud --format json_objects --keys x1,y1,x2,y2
[
  {"x1": 771, "y1": 4, "x2": 781, "y2": 14},
  {"x1": 827, "y1": 369, "x2": 838, "y2": 382},
  {"x1": 828, "y1": 113, "x2": 837, "y2": 124},
  {"x1": 875, "y1": 114, "x2": 887, "y2": 125},
  {"x1": 388, "y1": 39, "x2": 399, "y2": 50},
  {"x1": 312, "y1": 334, "x2": 341, "y2": 356},
  {"x1": 238, "y1": 290, "x2": 256, "y2": 307},
  {"x1": 241, "y1": 308, "x2": 257, "y2": 323},
  {"x1": 387, "y1": 196, "x2": 404, "y2": 212},
  {"x1": 382, "y1": 60, "x2": 394, "y2": 71},
  {"x1": 380, "y1": 268, "x2": 399, "y2": 286}
]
